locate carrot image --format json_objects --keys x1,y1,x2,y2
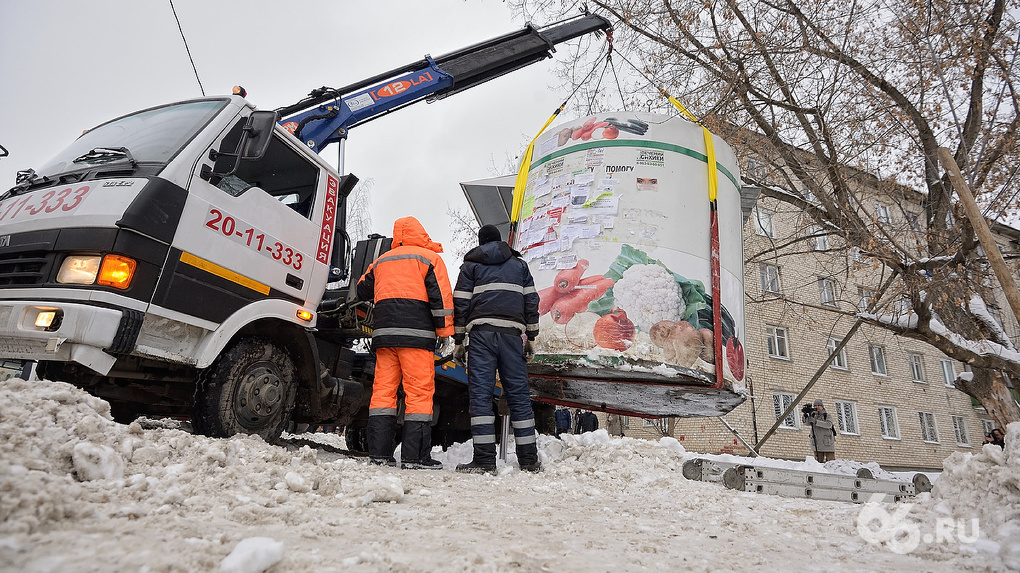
[
  {"x1": 538, "y1": 285, "x2": 563, "y2": 316},
  {"x1": 554, "y1": 259, "x2": 590, "y2": 293},
  {"x1": 551, "y1": 277, "x2": 614, "y2": 324}
]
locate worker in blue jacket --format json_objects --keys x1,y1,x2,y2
[{"x1": 453, "y1": 225, "x2": 541, "y2": 473}]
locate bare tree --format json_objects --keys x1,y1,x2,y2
[
  {"x1": 346, "y1": 178, "x2": 374, "y2": 243},
  {"x1": 447, "y1": 204, "x2": 480, "y2": 261},
  {"x1": 512, "y1": 0, "x2": 1020, "y2": 425}
]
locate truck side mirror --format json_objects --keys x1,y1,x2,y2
[{"x1": 241, "y1": 111, "x2": 277, "y2": 160}]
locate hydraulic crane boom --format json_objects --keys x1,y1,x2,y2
[{"x1": 278, "y1": 13, "x2": 612, "y2": 154}]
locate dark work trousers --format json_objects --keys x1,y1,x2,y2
[{"x1": 466, "y1": 330, "x2": 536, "y2": 451}]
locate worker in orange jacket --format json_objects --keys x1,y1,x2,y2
[{"x1": 357, "y1": 216, "x2": 454, "y2": 469}]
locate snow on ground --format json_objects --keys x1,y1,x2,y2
[{"x1": 1, "y1": 378, "x2": 1017, "y2": 572}]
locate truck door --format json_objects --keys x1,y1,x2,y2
[{"x1": 155, "y1": 115, "x2": 325, "y2": 325}]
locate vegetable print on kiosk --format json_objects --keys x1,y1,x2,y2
[{"x1": 511, "y1": 112, "x2": 747, "y2": 418}]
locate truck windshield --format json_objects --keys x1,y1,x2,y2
[{"x1": 35, "y1": 99, "x2": 228, "y2": 178}]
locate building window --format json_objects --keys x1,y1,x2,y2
[
  {"x1": 754, "y1": 208, "x2": 775, "y2": 238},
  {"x1": 858, "y1": 286, "x2": 875, "y2": 312},
  {"x1": 773, "y1": 392, "x2": 799, "y2": 429},
  {"x1": 908, "y1": 353, "x2": 926, "y2": 383},
  {"x1": 766, "y1": 325, "x2": 790, "y2": 359},
  {"x1": 906, "y1": 211, "x2": 923, "y2": 233},
  {"x1": 850, "y1": 247, "x2": 867, "y2": 264},
  {"x1": 941, "y1": 359, "x2": 956, "y2": 387},
  {"x1": 982, "y1": 419, "x2": 996, "y2": 436},
  {"x1": 878, "y1": 406, "x2": 900, "y2": 439},
  {"x1": 620, "y1": 416, "x2": 630, "y2": 429},
  {"x1": 760, "y1": 263, "x2": 781, "y2": 294},
  {"x1": 869, "y1": 344, "x2": 887, "y2": 375},
  {"x1": 809, "y1": 225, "x2": 829, "y2": 250},
  {"x1": 876, "y1": 203, "x2": 891, "y2": 224},
  {"x1": 952, "y1": 415, "x2": 969, "y2": 446},
  {"x1": 919, "y1": 411, "x2": 939, "y2": 443},
  {"x1": 818, "y1": 277, "x2": 837, "y2": 306},
  {"x1": 834, "y1": 400, "x2": 859, "y2": 435},
  {"x1": 827, "y1": 337, "x2": 848, "y2": 370},
  {"x1": 746, "y1": 158, "x2": 767, "y2": 180}
]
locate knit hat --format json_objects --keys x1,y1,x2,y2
[
  {"x1": 813, "y1": 399, "x2": 823, "y2": 406},
  {"x1": 478, "y1": 224, "x2": 502, "y2": 245}
]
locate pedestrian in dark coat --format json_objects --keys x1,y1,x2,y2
[
  {"x1": 802, "y1": 399, "x2": 836, "y2": 462},
  {"x1": 555, "y1": 408, "x2": 572, "y2": 437},
  {"x1": 452, "y1": 225, "x2": 541, "y2": 473},
  {"x1": 579, "y1": 411, "x2": 599, "y2": 433}
]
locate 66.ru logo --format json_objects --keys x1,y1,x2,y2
[{"x1": 857, "y1": 494, "x2": 980, "y2": 554}]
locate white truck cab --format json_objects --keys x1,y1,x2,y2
[{"x1": 0, "y1": 96, "x2": 360, "y2": 439}]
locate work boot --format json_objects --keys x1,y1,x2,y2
[
  {"x1": 456, "y1": 441, "x2": 497, "y2": 475},
  {"x1": 367, "y1": 414, "x2": 397, "y2": 466},
  {"x1": 400, "y1": 420, "x2": 443, "y2": 470},
  {"x1": 516, "y1": 442, "x2": 542, "y2": 473}
]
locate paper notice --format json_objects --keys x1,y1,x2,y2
[
  {"x1": 599, "y1": 178, "x2": 620, "y2": 187},
  {"x1": 580, "y1": 224, "x2": 602, "y2": 239},
  {"x1": 539, "y1": 256, "x2": 558, "y2": 270},
  {"x1": 585, "y1": 194, "x2": 619, "y2": 215},
  {"x1": 551, "y1": 194, "x2": 571, "y2": 209},
  {"x1": 573, "y1": 173, "x2": 596, "y2": 185},
  {"x1": 556, "y1": 254, "x2": 578, "y2": 269},
  {"x1": 522, "y1": 195, "x2": 536, "y2": 219},
  {"x1": 570, "y1": 186, "x2": 590, "y2": 206}
]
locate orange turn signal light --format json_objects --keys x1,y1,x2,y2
[
  {"x1": 97, "y1": 255, "x2": 137, "y2": 289},
  {"x1": 296, "y1": 309, "x2": 314, "y2": 322}
]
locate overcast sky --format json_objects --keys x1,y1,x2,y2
[{"x1": 0, "y1": 1, "x2": 593, "y2": 265}]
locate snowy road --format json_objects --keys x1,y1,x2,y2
[{"x1": 1, "y1": 378, "x2": 1016, "y2": 572}]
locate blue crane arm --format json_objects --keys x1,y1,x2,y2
[{"x1": 278, "y1": 13, "x2": 611, "y2": 154}]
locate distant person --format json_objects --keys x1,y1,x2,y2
[
  {"x1": 579, "y1": 410, "x2": 599, "y2": 433},
  {"x1": 607, "y1": 414, "x2": 624, "y2": 437},
  {"x1": 573, "y1": 409, "x2": 584, "y2": 434},
  {"x1": 555, "y1": 407, "x2": 572, "y2": 438},
  {"x1": 802, "y1": 399, "x2": 836, "y2": 462},
  {"x1": 990, "y1": 428, "x2": 1005, "y2": 449},
  {"x1": 452, "y1": 225, "x2": 541, "y2": 474},
  {"x1": 357, "y1": 216, "x2": 453, "y2": 470}
]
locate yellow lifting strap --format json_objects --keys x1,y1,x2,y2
[
  {"x1": 663, "y1": 91, "x2": 718, "y2": 203},
  {"x1": 510, "y1": 105, "x2": 564, "y2": 223}
]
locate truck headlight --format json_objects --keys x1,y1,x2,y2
[
  {"x1": 57, "y1": 256, "x2": 102, "y2": 284},
  {"x1": 57, "y1": 254, "x2": 136, "y2": 289}
]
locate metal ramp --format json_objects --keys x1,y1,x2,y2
[{"x1": 682, "y1": 458, "x2": 920, "y2": 503}]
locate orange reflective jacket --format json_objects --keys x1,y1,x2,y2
[{"x1": 357, "y1": 216, "x2": 454, "y2": 350}]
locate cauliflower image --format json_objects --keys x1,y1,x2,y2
[{"x1": 611, "y1": 264, "x2": 683, "y2": 331}]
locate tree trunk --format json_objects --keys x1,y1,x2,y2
[{"x1": 956, "y1": 367, "x2": 1020, "y2": 429}]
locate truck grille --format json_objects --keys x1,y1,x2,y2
[{"x1": 0, "y1": 251, "x2": 52, "y2": 286}]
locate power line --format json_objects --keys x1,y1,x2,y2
[{"x1": 169, "y1": 0, "x2": 205, "y2": 96}]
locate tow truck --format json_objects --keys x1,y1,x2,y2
[{"x1": 0, "y1": 13, "x2": 612, "y2": 444}]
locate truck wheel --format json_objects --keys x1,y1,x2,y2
[{"x1": 193, "y1": 338, "x2": 297, "y2": 442}]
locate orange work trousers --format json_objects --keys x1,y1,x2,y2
[{"x1": 371, "y1": 347, "x2": 435, "y2": 416}]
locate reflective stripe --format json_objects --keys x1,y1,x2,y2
[
  {"x1": 453, "y1": 290, "x2": 473, "y2": 299},
  {"x1": 471, "y1": 416, "x2": 497, "y2": 425},
  {"x1": 511, "y1": 418, "x2": 535, "y2": 429},
  {"x1": 372, "y1": 327, "x2": 436, "y2": 339},
  {"x1": 473, "y1": 434, "x2": 497, "y2": 444},
  {"x1": 473, "y1": 282, "x2": 525, "y2": 294},
  {"x1": 370, "y1": 408, "x2": 397, "y2": 416},
  {"x1": 455, "y1": 326, "x2": 466, "y2": 334},
  {"x1": 467, "y1": 317, "x2": 525, "y2": 332},
  {"x1": 405, "y1": 413, "x2": 433, "y2": 422},
  {"x1": 523, "y1": 285, "x2": 537, "y2": 294},
  {"x1": 514, "y1": 433, "x2": 537, "y2": 445},
  {"x1": 432, "y1": 308, "x2": 453, "y2": 317},
  {"x1": 377, "y1": 253, "x2": 432, "y2": 266},
  {"x1": 526, "y1": 322, "x2": 539, "y2": 331}
]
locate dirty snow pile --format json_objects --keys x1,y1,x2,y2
[{"x1": 1, "y1": 378, "x2": 1016, "y2": 572}]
